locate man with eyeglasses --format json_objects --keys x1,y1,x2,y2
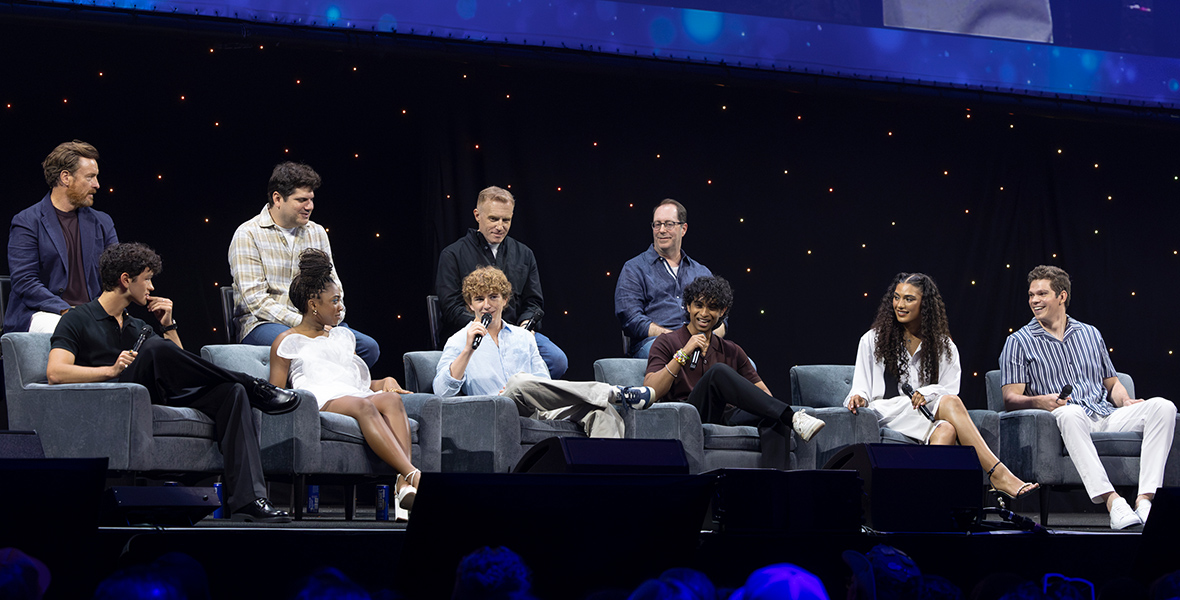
[
  {"x1": 614, "y1": 198, "x2": 722, "y2": 359},
  {"x1": 435, "y1": 186, "x2": 568, "y2": 378}
]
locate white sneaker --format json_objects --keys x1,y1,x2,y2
[
  {"x1": 1109, "y1": 497, "x2": 1142, "y2": 530},
  {"x1": 1135, "y1": 498, "x2": 1152, "y2": 524},
  {"x1": 792, "y1": 410, "x2": 825, "y2": 442}
]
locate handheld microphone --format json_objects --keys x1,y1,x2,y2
[
  {"x1": 525, "y1": 308, "x2": 544, "y2": 332},
  {"x1": 471, "y1": 313, "x2": 493, "y2": 349},
  {"x1": 689, "y1": 347, "x2": 702, "y2": 370},
  {"x1": 1057, "y1": 384, "x2": 1073, "y2": 403},
  {"x1": 132, "y1": 326, "x2": 152, "y2": 353},
  {"x1": 901, "y1": 383, "x2": 935, "y2": 422}
]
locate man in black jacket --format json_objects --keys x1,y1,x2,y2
[{"x1": 435, "y1": 186, "x2": 568, "y2": 378}]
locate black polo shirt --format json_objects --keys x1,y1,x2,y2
[{"x1": 50, "y1": 298, "x2": 158, "y2": 368}]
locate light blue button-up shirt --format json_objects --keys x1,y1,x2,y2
[{"x1": 433, "y1": 322, "x2": 549, "y2": 397}]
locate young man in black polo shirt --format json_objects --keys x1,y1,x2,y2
[
  {"x1": 48, "y1": 242, "x2": 300, "y2": 522},
  {"x1": 642, "y1": 276, "x2": 824, "y2": 468}
]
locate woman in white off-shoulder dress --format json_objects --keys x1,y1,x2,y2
[{"x1": 269, "y1": 249, "x2": 421, "y2": 513}]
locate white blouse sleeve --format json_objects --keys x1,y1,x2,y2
[{"x1": 846, "y1": 330, "x2": 878, "y2": 408}]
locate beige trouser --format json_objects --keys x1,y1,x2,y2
[{"x1": 503, "y1": 373, "x2": 625, "y2": 439}]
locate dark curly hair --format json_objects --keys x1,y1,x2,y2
[
  {"x1": 268, "y1": 162, "x2": 322, "y2": 204},
  {"x1": 289, "y1": 249, "x2": 336, "y2": 314},
  {"x1": 683, "y1": 276, "x2": 733, "y2": 328},
  {"x1": 870, "y1": 272, "x2": 952, "y2": 387},
  {"x1": 99, "y1": 243, "x2": 162, "y2": 291}
]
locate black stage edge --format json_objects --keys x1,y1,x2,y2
[{"x1": 7, "y1": 472, "x2": 1176, "y2": 599}]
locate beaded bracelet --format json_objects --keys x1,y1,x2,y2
[{"x1": 673, "y1": 350, "x2": 689, "y2": 365}]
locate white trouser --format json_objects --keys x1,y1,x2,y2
[
  {"x1": 503, "y1": 373, "x2": 625, "y2": 439},
  {"x1": 29, "y1": 311, "x2": 63, "y2": 334},
  {"x1": 1053, "y1": 398, "x2": 1177, "y2": 502}
]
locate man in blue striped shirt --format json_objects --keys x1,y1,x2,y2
[{"x1": 1000, "y1": 265, "x2": 1176, "y2": 529}]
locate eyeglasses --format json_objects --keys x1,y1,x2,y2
[{"x1": 651, "y1": 221, "x2": 685, "y2": 230}]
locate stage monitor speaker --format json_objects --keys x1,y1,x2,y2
[
  {"x1": 512, "y1": 436, "x2": 689, "y2": 474},
  {"x1": 708, "y1": 468, "x2": 862, "y2": 533},
  {"x1": 1137, "y1": 487, "x2": 1179, "y2": 581},
  {"x1": 823, "y1": 443, "x2": 982, "y2": 532},
  {"x1": 0, "y1": 457, "x2": 107, "y2": 544},
  {"x1": 0, "y1": 430, "x2": 45, "y2": 458},
  {"x1": 404, "y1": 472, "x2": 713, "y2": 598},
  {"x1": 101, "y1": 486, "x2": 221, "y2": 527}
]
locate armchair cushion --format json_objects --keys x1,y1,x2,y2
[
  {"x1": 520, "y1": 418, "x2": 585, "y2": 445},
  {"x1": 702, "y1": 424, "x2": 759, "y2": 452},
  {"x1": 151, "y1": 406, "x2": 217, "y2": 439}
]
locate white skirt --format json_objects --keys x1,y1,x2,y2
[{"x1": 870, "y1": 395, "x2": 947, "y2": 443}]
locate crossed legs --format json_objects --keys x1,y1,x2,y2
[{"x1": 932, "y1": 395, "x2": 1037, "y2": 497}]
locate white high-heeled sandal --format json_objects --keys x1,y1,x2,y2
[{"x1": 395, "y1": 469, "x2": 420, "y2": 512}]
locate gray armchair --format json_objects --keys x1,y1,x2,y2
[
  {"x1": 3, "y1": 332, "x2": 234, "y2": 477},
  {"x1": 201, "y1": 344, "x2": 441, "y2": 519},
  {"x1": 788, "y1": 365, "x2": 999, "y2": 470},
  {"x1": 404, "y1": 352, "x2": 728, "y2": 473},
  {"x1": 985, "y1": 370, "x2": 1180, "y2": 525},
  {"x1": 593, "y1": 358, "x2": 808, "y2": 471},
  {"x1": 404, "y1": 351, "x2": 527, "y2": 473}
]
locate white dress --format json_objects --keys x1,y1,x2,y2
[
  {"x1": 845, "y1": 330, "x2": 961, "y2": 443},
  {"x1": 277, "y1": 327, "x2": 374, "y2": 409}
]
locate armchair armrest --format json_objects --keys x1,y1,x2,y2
[
  {"x1": 968, "y1": 409, "x2": 1000, "y2": 452},
  {"x1": 402, "y1": 393, "x2": 442, "y2": 472},
  {"x1": 625, "y1": 402, "x2": 705, "y2": 473},
  {"x1": 8, "y1": 382, "x2": 154, "y2": 471},
  {"x1": 794, "y1": 405, "x2": 882, "y2": 469},
  {"x1": 439, "y1": 395, "x2": 523, "y2": 473},
  {"x1": 998, "y1": 409, "x2": 1063, "y2": 483},
  {"x1": 259, "y1": 389, "x2": 321, "y2": 475}
]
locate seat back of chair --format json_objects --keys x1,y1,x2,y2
[
  {"x1": 2, "y1": 333, "x2": 52, "y2": 391},
  {"x1": 985, "y1": 369, "x2": 1135, "y2": 412},
  {"x1": 404, "y1": 351, "x2": 443, "y2": 394},
  {"x1": 593, "y1": 358, "x2": 646, "y2": 387},
  {"x1": 426, "y1": 295, "x2": 442, "y2": 351},
  {"x1": 789, "y1": 365, "x2": 854, "y2": 408},
  {"x1": 219, "y1": 286, "x2": 239, "y2": 344},
  {"x1": 200, "y1": 344, "x2": 270, "y2": 381}
]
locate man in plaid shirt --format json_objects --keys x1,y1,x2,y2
[{"x1": 228, "y1": 162, "x2": 380, "y2": 368}]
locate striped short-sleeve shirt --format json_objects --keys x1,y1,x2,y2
[{"x1": 1000, "y1": 316, "x2": 1117, "y2": 417}]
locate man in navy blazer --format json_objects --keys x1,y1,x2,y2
[{"x1": 4, "y1": 140, "x2": 118, "y2": 333}]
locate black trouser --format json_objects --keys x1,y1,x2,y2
[
  {"x1": 686, "y1": 364, "x2": 795, "y2": 469},
  {"x1": 120, "y1": 337, "x2": 266, "y2": 512}
]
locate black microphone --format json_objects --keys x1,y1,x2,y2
[
  {"x1": 132, "y1": 326, "x2": 152, "y2": 353},
  {"x1": 471, "y1": 313, "x2": 493, "y2": 349},
  {"x1": 525, "y1": 308, "x2": 544, "y2": 332},
  {"x1": 901, "y1": 383, "x2": 935, "y2": 422},
  {"x1": 1057, "y1": 384, "x2": 1073, "y2": 403},
  {"x1": 689, "y1": 348, "x2": 701, "y2": 370}
]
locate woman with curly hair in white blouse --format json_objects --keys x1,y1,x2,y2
[{"x1": 845, "y1": 272, "x2": 1038, "y2": 502}]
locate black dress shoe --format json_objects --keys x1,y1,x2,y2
[
  {"x1": 249, "y1": 378, "x2": 301, "y2": 415},
  {"x1": 231, "y1": 498, "x2": 292, "y2": 523}
]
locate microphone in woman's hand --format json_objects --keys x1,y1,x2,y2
[{"x1": 902, "y1": 383, "x2": 935, "y2": 422}]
